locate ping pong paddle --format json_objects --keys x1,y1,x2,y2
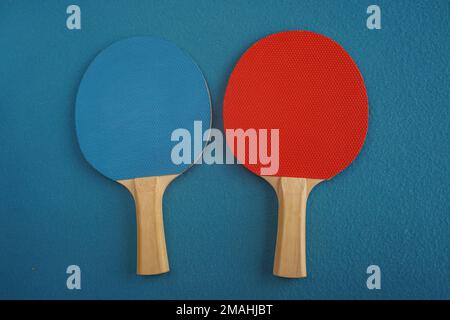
[
  {"x1": 75, "y1": 37, "x2": 211, "y2": 275},
  {"x1": 223, "y1": 31, "x2": 368, "y2": 278}
]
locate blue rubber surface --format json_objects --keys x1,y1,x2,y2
[
  {"x1": 76, "y1": 37, "x2": 211, "y2": 180},
  {"x1": 0, "y1": 1, "x2": 449, "y2": 299}
]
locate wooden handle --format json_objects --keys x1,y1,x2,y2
[
  {"x1": 118, "y1": 175, "x2": 177, "y2": 275},
  {"x1": 263, "y1": 176, "x2": 322, "y2": 278}
]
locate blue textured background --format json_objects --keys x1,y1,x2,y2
[{"x1": 0, "y1": 0, "x2": 448, "y2": 299}]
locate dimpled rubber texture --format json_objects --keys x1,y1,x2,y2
[
  {"x1": 76, "y1": 37, "x2": 211, "y2": 181},
  {"x1": 223, "y1": 31, "x2": 368, "y2": 179}
]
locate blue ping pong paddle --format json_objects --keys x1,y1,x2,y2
[{"x1": 75, "y1": 37, "x2": 211, "y2": 275}]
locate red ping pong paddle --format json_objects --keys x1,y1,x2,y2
[{"x1": 223, "y1": 31, "x2": 368, "y2": 278}]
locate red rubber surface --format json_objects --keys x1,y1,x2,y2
[{"x1": 223, "y1": 31, "x2": 368, "y2": 179}]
